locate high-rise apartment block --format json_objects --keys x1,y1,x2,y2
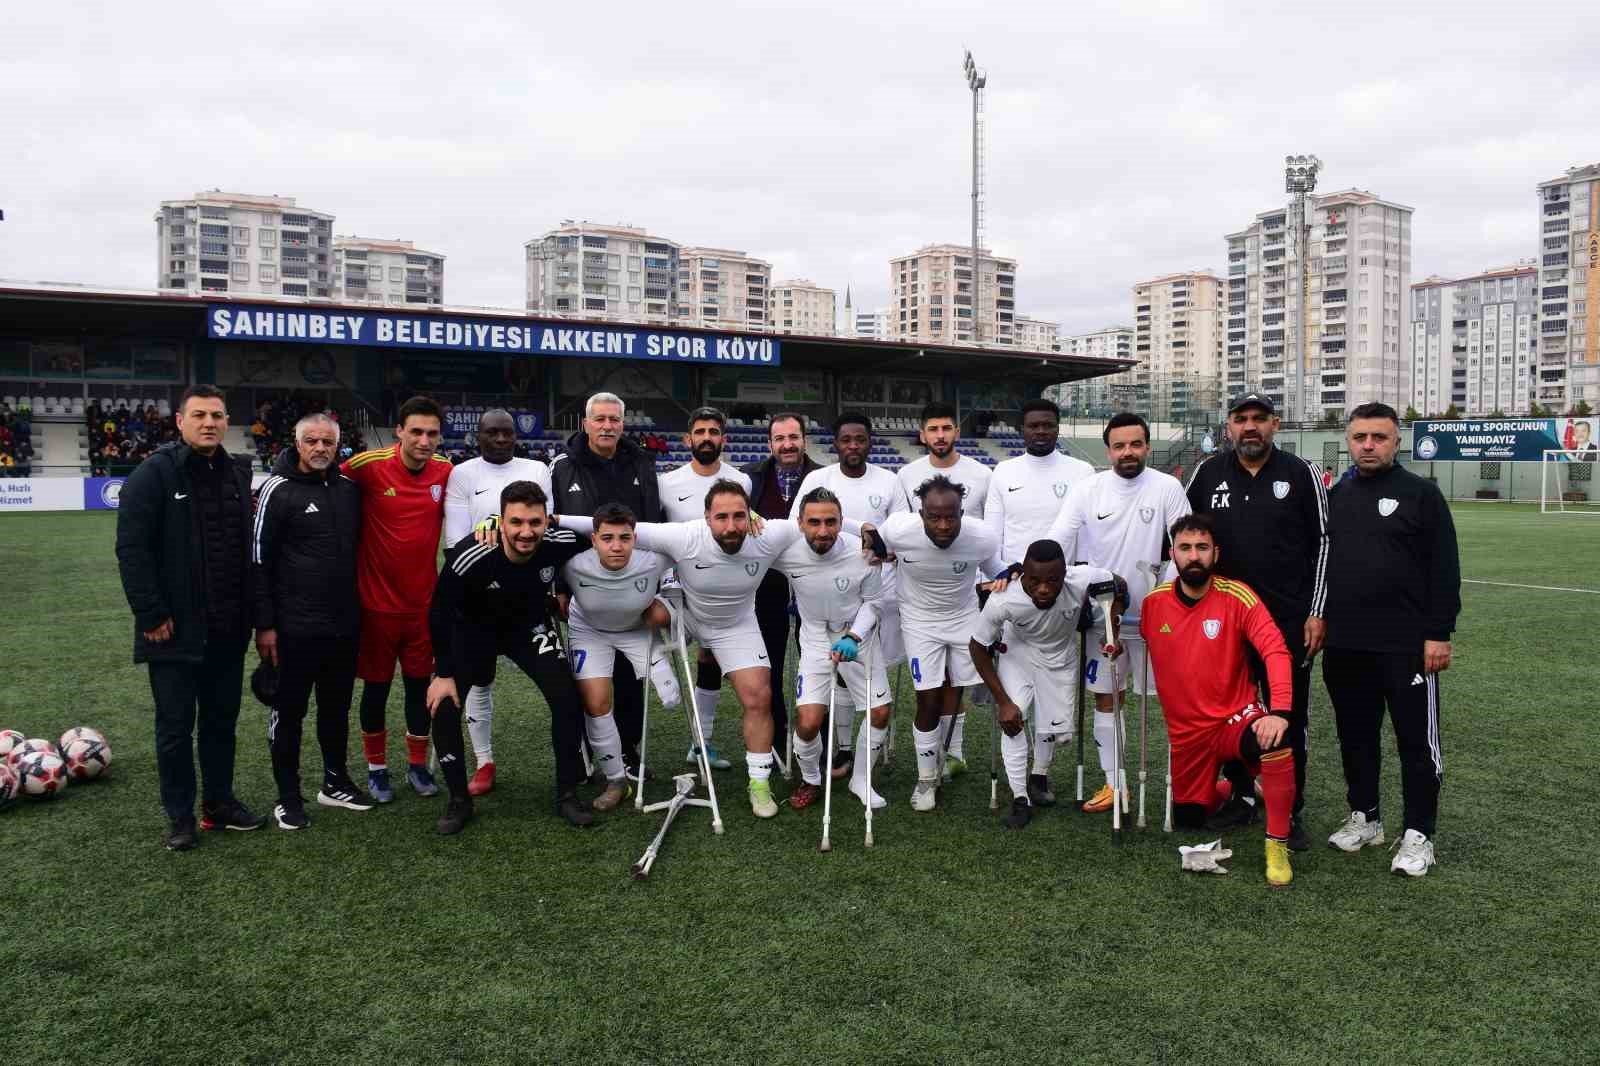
[
  {"x1": 677, "y1": 248, "x2": 771, "y2": 331},
  {"x1": 1014, "y1": 314, "x2": 1060, "y2": 352},
  {"x1": 524, "y1": 222, "x2": 679, "y2": 321},
  {"x1": 155, "y1": 191, "x2": 334, "y2": 298},
  {"x1": 1052, "y1": 326, "x2": 1136, "y2": 414},
  {"x1": 1409, "y1": 265, "x2": 1536, "y2": 416},
  {"x1": 1133, "y1": 271, "x2": 1225, "y2": 421},
  {"x1": 1534, "y1": 163, "x2": 1600, "y2": 410},
  {"x1": 1226, "y1": 189, "x2": 1412, "y2": 421},
  {"x1": 768, "y1": 279, "x2": 836, "y2": 336},
  {"x1": 332, "y1": 237, "x2": 444, "y2": 307},
  {"x1": 888, "y1": 244, "x2": 1016, "y2": 346}
]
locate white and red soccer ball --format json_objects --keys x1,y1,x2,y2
[
  {"x1": 15, "y1": 751, "x2": 68, "y2": 798},
  {"x1": 5, "y1": 738, "x2": 57, "y2": 770},
  {"x1": 61, "y1": 734, "x2": 112, "y2": 780},
  {"x1": 0, "y1": 729, "x2": 25, "y2": 761},
  {"x1": 0, "y1": 763, "x2": 18, "y2": 809}
]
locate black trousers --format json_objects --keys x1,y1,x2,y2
[
  {"x1": 754, "y1": 570, "x2": 792, "y2": 756},
  {"x1": 433, "y1": 625, "x2": 585, "y2": 800},
  {"x1": 1244, "y1": 615, "x2": 1312, "y2": 816},
  {"x1": 147, "y1": 636, "x2": 248, "y2": 820},
  {"x1": 268, "y1": 634, "x2": 357, "y2": 800},
  {"x1": 613, "y1": 656, "x2": 643, "y2": 760},
  {"x1": 1322, "y1": 647, "x2": 1442, "y2": 836}
]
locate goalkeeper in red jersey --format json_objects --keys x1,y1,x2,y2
[
  {"x1": 340, "y1": 396, "x2": 453, "y2": 804},
  {"x1": 1139, "y1": 513, "x2": 1297, "y2": 887}
]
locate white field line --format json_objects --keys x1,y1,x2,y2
[{"x1": 1464, "y1": 578, "x2": 1600, "y2": 595}]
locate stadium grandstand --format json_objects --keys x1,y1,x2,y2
[{"x1": 0, "y1": 283, "x2": 1135, "y2": 490}]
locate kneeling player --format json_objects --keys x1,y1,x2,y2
[
  {"x1": 1140, "y1": 515, "x2": 1296, "y2": 886},
  {"x1": 969, "y1": 540, "x2": 1119, "y2": 828},
  {"x1": 425, "y1": 481, "x2": 593, "y2": 834}
]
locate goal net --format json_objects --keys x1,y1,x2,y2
[{"x1": 1540, "y1": 450, "x2": 1600, "y2": 515}]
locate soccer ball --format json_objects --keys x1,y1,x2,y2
[
  {"x1": 58, "y1": 726, "x2": 107, "y2": 751},
  {"x1": 16, "y1": 751, "x2": 68, "y2": 798},
  {"x1": 5, "y1": 738, "x2": 57, "y2": 769},
  {"x1": 0, "y1": 764, "x2": 18, "y2": 809},
  {"x1": 62, "y1": 736, "x2": 112, "y2": 780},
  {"x1": 0, "y1": 730, "x2": 25, "y2": 760}
]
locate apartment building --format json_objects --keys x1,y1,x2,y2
[
  {"x1": 888, "y1": 244, "x2": 1016, "y2": 346},
  {"x1": 1226, "y1": 189, "x2": 1412, "y2": 421},
  {"x1": 155, "y1": 191, "x2": 334, "y2": 298},
  {"x1": 1051, "y1": 326, "x2": 1136, "y2": 414},
  {"x1": 525, "y1": 222, "x2": 679, "y2": 320},
  {"x1": 677, "y1": 247, "x2": 771, "y2": 331},
  {"x1": 853, "y1": 307, "x2": 891, "y2": 340},
  {"x1": 332, "y1": 237, "x2": 443, "y2": 307},
  {"x1": 1014, "y1": 314, "x2": 1060, "y2": 352},
  {"x1": 1133, "y1": 271, "x2": 1225, "y2": 421},
  {"x1": 769, "y1": 278, "x2": 836, "y2": 336},
  {"x1": 1534, "y1": 162, "x2": 1600, "y2": 410},
  {"x1": 1410, "y1": 265, "x2": 1536, "y2": 416}
]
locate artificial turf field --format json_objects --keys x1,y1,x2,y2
[{"x1": 1, "y1": 504, "x2": 1595, "y2": 1065}]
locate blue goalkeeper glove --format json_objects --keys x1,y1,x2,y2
[{"x1": 830, "y1": 636, "x2": 860, "y2": 661}]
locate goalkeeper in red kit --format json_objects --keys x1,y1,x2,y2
[
  {"x1": 340, "y1": 396, "x2": 454, "y2": 803},
  {"x1": 1140, "y1": 513, "x2": 1297, "y2": 887}
]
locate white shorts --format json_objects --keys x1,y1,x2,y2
[
  {"x1": 688, "y1": 614, "x2": 771, "y2": 676},
  {"x1": 903, "y1": 619, "x2": 979, "y2": 692},
  {"x1": 997, "y1": 654, "x2": 1078, "y2": 739},
  {"x1": 568, "y1": 621, "x2": 652, "y2": 681},
  {"x1": 1084, "y1": 638, "x2": 1155, "y2": 697},
  {"x1": 794, "y1": 636, "x2": 891, "y2": 711}
]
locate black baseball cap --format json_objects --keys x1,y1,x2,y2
[{"x1": 1227, "y1": 392, "x2": 1276, "y2": 416}]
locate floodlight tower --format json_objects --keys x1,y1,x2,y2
[
  {"x1": 964, "y1": 50, "x2": 987, "y2": 344},
  {"x1": 1285, "y1": 154, "x2": 1321, "y2": 420}
]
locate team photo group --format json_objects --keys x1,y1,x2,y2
[{"x1": 114, "y1": 384, "x2": 1459, "y2": 887}]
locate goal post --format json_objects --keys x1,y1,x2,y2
[{"x1": 1540, "y1": 450, "x2": 1600, "y2": 515}]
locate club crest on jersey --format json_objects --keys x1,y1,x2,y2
[
  {"x1": 834, "y1": 577, "x2": 851, "y2": 591},
  {"x1": 1203, "y1": 618, "x2": 1221, "y2": 640},
  {"x1": 1052, "y1": 482, "x2": 1068, "y2": 498},
  {"x1": 1138, "y1": 506, "x2": 1155, "y2": 524},
  {"x1": 430, "y1": 485, "x2": 442, "y2": 502},
  {"x1": 953, "y1": 561, "x2": 969, "y2": 575},
  {"x1": 1273, "y1": 480, "x2": 1290, "y2": 499},
  {"x1": 633, "y1": 577, "x2": 649, "y2": 592},
  {"x1": 744, "y1": 562, "x2": 759, "y2": 576},
  {"x1": 869, "y1": 494, "x2": 885, "y2": 509},
  {"x1": 1378, "y1": 498, "x2": 1398, "y2": 517},
  {"x1": 539, "y1": 566, "x2": 555, "y2": 583}
]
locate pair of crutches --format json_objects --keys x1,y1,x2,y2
[
  {"x1": 1084, "y1": 607, "x2": 1174, "y2": 842},
  {"x1": 1121, "y1": 626, "x2": 1174, "y2": 834},
  {"x1": 821, "y1": 637, "x2": 876, "y2": 851},
  {"x1": 630, "y1": 617, "x2": 725, "y2": 880}
]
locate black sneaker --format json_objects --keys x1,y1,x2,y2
[
  {"x1": 830, "y1": 749, "x2": 854, "y2": 779},
  {"x1": 1205, "y1": 795, "x2": 1259, "y2": 831},
  {"x1": 164, "y1": 813, "x2": 199, "y2": 851},
  {"x1": 1026, "y1": 773, "x2": 1057, "y2": 808},
  {"x1": 1004, "y1": 796, "x2": 1033, "y2": 829},
  {"x1": 273, "y1": 796, "x2": 310, "y2": 831},
  {"x1": 317, "y1": 777, "x2": 375, "y2": 812},
  {"x1": 200, "y1": 798, "x2": 268, "y2": 832},
  {"x1": 556, "y1": 792, "x2": 594, "y2": 828},
  {"x1": 1287, "y1": 815, "x2": 1311, "y2": 852},
  {"x1": 436, "y1": 795, "x2": 474, "y2": 836}
]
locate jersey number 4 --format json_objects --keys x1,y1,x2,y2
[{"x1": 1084, "y1": 659, "x2": 1099, "y2": 683}]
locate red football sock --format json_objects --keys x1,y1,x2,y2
[
  {"x1": 1206, "y1": 776, "x2": 1234, "y2": 816},
  {"x1": 362, "y1": 729, "x2": 388, "y2": 769},
  {"x1": 406, "y1": 732, "x2": 430, "y2": 768},
  {"x1": 1258, "y1": 749, "x2": 1294, "y2": 840}
]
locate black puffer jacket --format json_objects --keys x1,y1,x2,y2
[
  {"x1": 115, "y1": 442, "x2": 256, "y2": 664},
  {"x1": 549, "y1": 430, "x2": 661, "y2": 521},
  {"x1": 251, "y1": 448, "x2": 363, "y2": 638}
]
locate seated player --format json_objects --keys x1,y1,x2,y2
[
  {"x1": 425, "y1": 481, "x2": 593, "y2": 834},
  {"x1": 1139, "y1": 514, "x2": 1297, "y2": 887},
  {"x1": 969, "y1": 540, "x2": 1120, "y2": 828}
]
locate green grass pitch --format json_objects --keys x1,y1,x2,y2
[{"x1": 0, "y1": 505, "x2": 1594, "y2": 1064}]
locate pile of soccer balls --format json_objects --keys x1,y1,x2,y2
[{"x1": 0, "y1": 727, "x2": 113, "y2": 807}]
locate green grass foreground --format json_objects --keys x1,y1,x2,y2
[{"x1": 0, "y1": 505, "x2": 1595, "y2": 1064}]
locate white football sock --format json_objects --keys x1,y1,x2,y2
[
  {"x1": 583, "y1": 711, "x2": 626, "y2": 782},
  {"x1": 464, "y1": 684, "x2": 494, "y2": 766},
  {"x1": 1001, "y1": 728, "x2": 1030, "y2": 800},
  {"x1": 913, "y1": 724, "x2": 942, "y2": 782},
  {"x1": 849, "y1": 719, "x2": 888, "y2": 808},
  {"x1": 793, "y1": 732, "x2": 824, "y2": 786},
  {"x1": 835, "y1": 704, "x2": 856, "y2": 752},
  {"x1": 1094, "y1": 709, "x2": 1120, "y2": 779},
  {"x1": 946, "y1": 711, "x2": 966, "y2": 759},
  {"x1": 650, "y1": 652, "x2": 681, "y2": 708},
  {"x1": 1033, "y1": 728, "x2": 1057, "y2": 774},
  {"x1": 693, "y1": 688, "x2": 718, "y2": 745},
  {"x1": 745, "y1": 750, "x2": 772, "y2": 781}
]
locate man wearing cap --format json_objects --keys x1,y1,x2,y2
[{"x1": 1185, "y1": 392, "x2": 1329, "y2": 849}]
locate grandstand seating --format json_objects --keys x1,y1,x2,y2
[{"x1": 0, "y1": 399, "x2": 35, "y2": 475}]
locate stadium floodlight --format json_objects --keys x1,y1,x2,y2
[
  {"x1": 963, "y1": 50, "x2": 988, "y2": 345},
  {"x1": 1284, "y1": 154, "x2": 1321, "y2": 195}
]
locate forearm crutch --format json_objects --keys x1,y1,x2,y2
[
  {"x1": 820, "y1": 670, "x2": 837, "y2": 853},
  {"x1": 634, "y1": 638, "x2": 652, "y2": 812},
  {"x1": 1075, "y1": 629, "x2": 1088, "y2": 803},
  {"x1": 631, "y1": 774, "x2": 695, "y2": 880},
  {"x1": 1135, "y1": 628, "x2": 1149, "y2": 830},
  {"x1": 638, "y1": 616, "x2": 720, "y2": 835},
  {"x1": 864, "y1": 641, "x2": 875, "y2": 848},
  {"x1": 1093, "y1": 592, "x2": 1124, "y2": 845}
]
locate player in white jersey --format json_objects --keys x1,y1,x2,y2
[
  {"x1": 442, "y1": 409, "x2": 554, "y2": 797},
  {"x1": 656, "y1": 406, "x2": 752, "y2": 771},
  {"x1": 983, "y1": 398, "x2": 1095, "y2": 563},
  {"x1": 774, "y1": 486, "x2": 893, "y2": 811},
  {"x1": 557, "y1": 479, "x2": 814, "y2": 819},
  {"x1": 969, "y1": 540, "x2": 1119, "y2": 828},
  {"x1": 863, "y1": 475, "x2": 1006, "y2": 813},
  {"x1": 1047, "y1": 412, "x2": 1191, "y2": 814},
  {"x1": 898, "y1": 401, "x2": 995, "y2": 775},
  {"x1": 560, "y1": 502, "x2": 675, "y2": 812},
  {"x1": 795, "y1": 412, "x2": 911, "y2": 777}
]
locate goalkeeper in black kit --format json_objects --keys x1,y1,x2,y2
[{"x1": 425, "y1": 481, "x2": 591, "y2": 834}]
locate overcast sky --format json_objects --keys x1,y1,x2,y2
[{"x1": 4, "y1": 1, "x2": 1598, "y2": 336}]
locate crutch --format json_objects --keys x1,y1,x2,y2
[
  {"x1": 864, "y1": 640, "x2": 876, "y2": 848},
  {"x1": 885, "y1": 662, "x2": 904, "y2": 768},
  {"x1": 989, "y1": 710, "x2": 1000, "y2": 811},
  {"x1": 1133, "y1": 624, "x2": 1149, "y2": 830},
  {"x1": 1092, "y1": 588, "x2": 1124, "y2": 845},
  {"x1": 631, "y1": 774, "x2": 695, "y2": 880},
  {"x1": 820, "y1": 669, "x2": 837, "y2": 853},
  {"x1": 1075, "y1": 629, "x2": 1088, "y2": 803},
  {"x1": 634, "y1": 639, "x2": 652, "y2": 812},
  {"x1": 633, "y1": 615, "x2": 723, "y2": 844}
]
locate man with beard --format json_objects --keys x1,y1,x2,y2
[
  {"x1": 443, "y1": 408, "x2": 553, "y2": 796},
  {"x1": 659, "y1": 406, "x2": 752, "y2": 772},
  {"x1": 1140, "y1": 515, "x2": 1297, "y2": 888},
  {"x1": 796, "y1": 413, "x2": 909, "y2": 778},
  {"x1": 1185, "y1": 393, "x2": 1328, "y2": 847},
  {"x1": 1048, "y1": 412, "x2": 1190, "y2": 814}
]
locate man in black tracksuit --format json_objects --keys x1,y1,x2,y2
[
  {"x1": 549, "y1": 394, "x2": 661, "y2": 772},
  {"x1": 115, "y1": 384, "x2": 266, "y2": 850},
  {"x1": 251, "y1": 413, "x2": 368, "y2": 829},
  {"x1": 1186, "y1": 392, "x2": 1329, "y2": 848},
  {"x1": 1322, "y1": 402, "x2": 1460, "y2": 877}
]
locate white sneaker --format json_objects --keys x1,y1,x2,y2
[
  {"x1": 1328, "y1": 811, "x2": 1385, "y2": 852},
  {"x1": 910, "y1": 775, "x2": 939, "y2": 812},
  {"x1": 1390, "y1": 829, "x2": 1435, "y2": 877},
  {"x1": 849, "y1": 776, "x2": 887, "y2": 810}
]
